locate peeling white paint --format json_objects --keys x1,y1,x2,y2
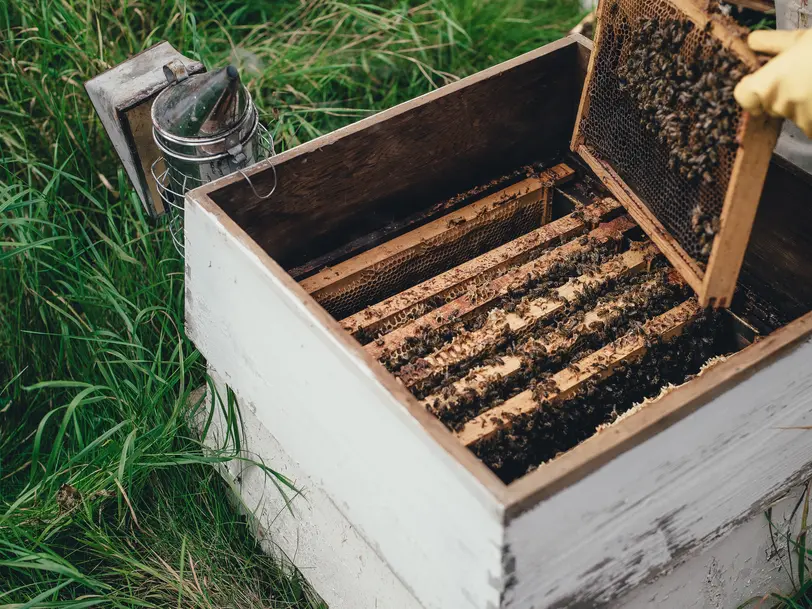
[
  {"x1": 504, "y1": 335, "x2": 812, "y2": 608},
  {"x1": 185, "y1": 199, "x2": 504, "y2": 609}
]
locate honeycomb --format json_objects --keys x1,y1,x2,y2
[
  {"x1": 579, "y1": 0, "x2": 750, "y2": 266},
  {"x1": 314, "y1": 195, "x2": 549, "y2": 319}
]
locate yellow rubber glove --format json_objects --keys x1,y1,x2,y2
[{"x1": 734, "y1": 29, "x2": 812, "y2": 137}]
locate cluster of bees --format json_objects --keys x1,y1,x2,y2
[
  {"x1": 430, "y1": 267, "x2": 693, "y2": 434},
  {"x1": 473, "y1": 307, "x2": 721, "y2": 483},
  {"x1": 691, "y1": 202, "x2": 723, "y2": 258},
  {"x1": 617, "y1": 17, "x2": 744, "y2": 186}
]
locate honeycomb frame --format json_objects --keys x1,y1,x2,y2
[{"x1": 572, "y1": 0, "x2": 782, "y2": 308}]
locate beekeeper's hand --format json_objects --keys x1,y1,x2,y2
[{"x1": 734, "y1": 29, "x2": 812, "y2": 137}]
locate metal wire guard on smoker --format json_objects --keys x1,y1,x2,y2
[
  {"x1": 151, "y1": 121, "x2": 276, "y2": 254},
  {"x1": 150, "y1": 64, "x2": 277, "y2": 254}
]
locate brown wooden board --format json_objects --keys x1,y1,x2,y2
[
  {"x1": 396, "y1": 243, "x2": 657, "y2": 391},
  {"x1": 203, "y1": 38, "x2": 588, "y2": 270},
  {"x1": 287, "y1": 165, "x2": 553, "y2": 281},
  {"x1": 724, "y1": 0, "x2": 775, "y2": 12},
  {"x1": 421, "y1": 275, "x2": 676, "y2": 412},
  {"x1": 571, "y1": 0, "x2": 782, "y2": 308},
  {"x1": 738, "y1": 159, "x2": 812, "y2": 327},
  {"x1": 301, "y1": 166, "x2": 574, "y2": 319}
]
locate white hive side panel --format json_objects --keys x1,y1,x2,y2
[
  {"x1": 184, "y1": 198, "x2": 505, "y2": 609},
  {"x1": 197, "y1": 367, "x2": 425, "y2": 609},
  {"x1": 615, "y1": 487, "x2": 804, "y2": 608},
  {"x1": 504, "y1": 334, "x2": 812, "y2": 609}
]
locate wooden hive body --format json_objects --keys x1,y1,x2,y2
[{"x1": 185, "y1": 36, "x2": 812, "y2": 609}]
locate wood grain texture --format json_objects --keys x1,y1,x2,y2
[
  {"x1": 739, "y1": 158, "x2": 812, "y2": 326},
  {"x1": 457, "y1": 299, "x2": 700, "y2": 446},
  {"x1": 124, "y1": 102, "x2": 167, "y2": 216},
  {"x1": 722, "y1": 0, "x2": 775, "y2": 11},
  {"x1": 286, "y1": 165, "x2": 572, "y2": 282},
  {"x1": 571, "y1": 2, "x2": 780, "y2": 308},
  {"x1": 202, "y1": 37, "x2": 585, "y2": 269},
  {"x1": 84, "y1": 41, "x2": 204, "y2": 217},
  {"x1": 702, "y1": 113, "x2": 783, "y2": 308},
  {"x1": 301, "y1": 176, "x2": 547, "y2": 294},
  {"x1": 185, "y1": 194, "x2": 507, "y2": 609},
  {"x1": 614, "y1": 488, "x2": 799, "y2": 609},
  {"x1": 421, "y1": 278, "x2": 665, "y2": 412},
  {"x1": 502, "y1": 314, "x2": 812, "y2": 608},
  {"x1": 198, "y1": 368, "x2": 425, "y2": 609},
  {"x1": 570, "y1": 0, "x2": 606, "y2": 150},
  {"x1": 300, "y1": 167, "x2": 573, "y2": 318},
  {"x1": 183, "y1": 33, "x2": 812, "y2": 609},
  {"x1": 340, "y1": 197, "x2": 620, "y2": 340}
]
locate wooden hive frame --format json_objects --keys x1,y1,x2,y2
[
  {"x1": 571, "y1": 0, "x2": 783, "y2": 308},
  {"x1": 184, "y1": 35, "x2": 812, "y2": 609}
]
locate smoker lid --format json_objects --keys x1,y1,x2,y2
[{"x1": 152, "y1": 65, "x2": 249, "y2": 139}]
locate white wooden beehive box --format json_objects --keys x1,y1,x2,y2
[{"x1": 185, "y1": 35, "x2": 812, "y2": 609}]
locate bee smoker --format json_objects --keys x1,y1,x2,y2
[{"x1": 151, "y1": 61, "x2": 276, "y2": 254}]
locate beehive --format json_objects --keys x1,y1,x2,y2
[
  {"x1": 301, "y1": 165, "x2": 736, "y2": 486},
  {"x1": 572, "y1": 0, "x2": 783, "y2": 307},
  {"x1": 185, "y1": 35, "x2": 812, "y2": 609}
]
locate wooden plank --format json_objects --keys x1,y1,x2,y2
[
  {"x1": 300, "y1": 176, "x2": 541, "y2": 294},
  {"x1": 398, "y1": 243, "x2": 658, "y2": 389},
  {"x1": 84, "y1": 42, "x2": 205, "y2": 217},
  {"x1": 125, "y1": 102, "x2": 167, "y2": 216},
  {"x1": 202, "y1": 37, "x2": 585, "y2": 269},
  {"x1": 740, "y1": 159, "x2": 812, "y2": 326},
  {"x1": 457, "y1": 299, "x2": 701, "y2": 447},
  {"x1": 572, "y1": 3, "x2": 781, "y2": 310},
  {"x1": 366, "y1": 215, "x2": 639, "y2": 362},
  {"x1": 570, "y1": 0, "x2": 607, "y2": 150},
  {"x1": 577, "y1": 145, "x2": 706, "y2": 295},
  {"x1": 199, "y1": 369, "x2": 425, "y2": 609},
  {"x1": 421, "y1": 276, "x2": 668, "y2": 411},
  {"x1": 341, "y1": 197, "x2": 621, "y2": 340},
  {"x1": 668, "y1": 0, "x2": 763, "y2": 70},
  {"x1": 723, "y1": 0, "x2": 775, "y2": 11},
  {"x1": 701, "y1": 113, "x2": 783, "y2": 308},
  {"x1": 287, "y1": 165, "x2": 554, "y2": 281}
]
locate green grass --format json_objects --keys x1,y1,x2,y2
[
  {"x1": 739, "y1": 487, "x2": 812, "y2": 609},
  {"x1": 0, "y1": 0, "x2": 582, "y2": 605}
]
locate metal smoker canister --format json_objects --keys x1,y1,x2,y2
[{"x1": 151, "y1": 63, "x2": 275, "y2": 254}]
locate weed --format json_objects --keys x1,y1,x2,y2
[{"x1": 739, "y1": 485, "x2": 812, "y2": 609}]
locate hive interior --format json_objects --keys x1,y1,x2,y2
[{"x1": 299, "y1": 159, "x2": 760, "y2": 484}]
